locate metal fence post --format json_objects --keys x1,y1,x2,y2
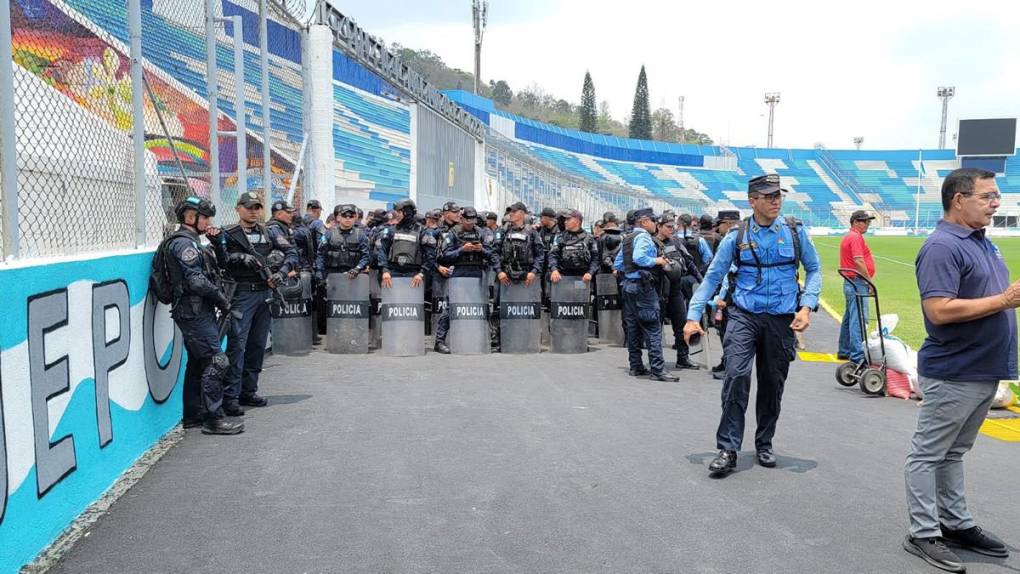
[
  {"x1": 128, "y1": 0, "x2": 146, "y2": 247},
  {"x1": 259, "y1": 0, "x2": 272, "y2": 200},
  {"x1": 0, "y1": 0, "x2": 19, "y2": 259},
  {"x1": 205, "y1": 0, "x2": 221, "y2": 219},
  {"x1": 229, "y1": 15, "x2": 246, "y2": 201}
]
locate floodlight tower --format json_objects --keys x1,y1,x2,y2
[
  {"x1": 937, "y1": 86, "x2": 955, "y2": 149},
  {"x1": 472, "y1": 0, "x2": 488, "y2": 95},
  {"x1": 677, "y1": 96, "x2": 685, "y2": 141},
  {"x1": 764, "y1": 92, "x2": 780, "y2": 148},
  {"x1": 853, "y1": 136, "x2": 863, "y2": 150}
]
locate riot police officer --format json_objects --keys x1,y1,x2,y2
[
  {"x1": 166, "y1": 197, "x2": 244, "y2": 435},
  {"x1": 613, "y1": 208, "x2": 679, "y2": 382},
  {"x1": 677, "y1": 214, "x2": 714, "y2": 275},
  {"x1": 376, "y1": 198, "x2": 437, "y2": 289},
  {"x1": 215, "y1": 192, "x2": 298, "y2": 413},
  {"x1": 597, "y1": 212, "x2": 625, "y2": 274},
  {"x1": 439, "y1": 201, "x2": 461, "y2": 233},
  {"x1": 315, "y1": 203, "x2": 370, "y2": 281},
  {"x1": 548, "y1": 209, "x2": 599, "y2": 283},
  {"x1": 684, "y1": 174, "x2": 821, "y2": 477},
  {"x1": 433, "y1": 206, "x2": 493, "y2": 353},
  {"x1": 485, "y1": 211, "x2": 499, "y2": 233},
  {"x1": 654, "y1": 215, "x2": 702, "y2": 370},
  {"x1": 492, "y1": 202, "x2": 545, "y2": 350}
]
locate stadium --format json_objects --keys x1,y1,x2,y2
[{"x1": 2, "y1": 0, "x2": 1020, "y2": 572}]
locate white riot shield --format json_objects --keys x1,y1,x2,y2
[
  {"x1": 447, "y1": 277, "x2": 490, "y2": 355},
  {"x1": 326, "y1": 273, "x2": 370, "y2": 354},
  {"x1": 381, "y1": 276, "x2": 425, "y2": 356}
]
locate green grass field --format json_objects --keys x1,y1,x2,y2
[{"x1": 811, "y1": 235, "x2": 1020, "y2": 351}]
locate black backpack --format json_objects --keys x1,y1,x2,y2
[{"x1": 149, "y1": 231, "x2": 190, "y2": 304}]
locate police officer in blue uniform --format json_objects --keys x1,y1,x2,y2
[
  {"x1": 434, "y1": 206, "x2": 493, "y2": 353},
  {"x1": 166, "y1": 197, "x2": 244, "y2": 435},
  {"x1": 613, "y1": 208, "x2": 680, "y2": 382},
  {"x1": 215, "y1": 191, "x2": 298, "y2": 414},
  {"x1": 376, "y1": 198, "x2": 437, "y2": 289},
  {"x1": 315, "y1": 203, "x2": 370, "y2": 281},
  {"x1": 684, "y1": 174, "x2": 821, "y2": 476}
]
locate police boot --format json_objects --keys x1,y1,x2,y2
[
  {"x1": 675, "y1": 358, "x2": 699, "y2": 370},
  {"x1": 708, "y1": 450, "x2": 737, "y2": 477},
  {"x1": 201, "y1": 418, "x2": 245, "y2": 435},
  {"x1": 434, "y1": 341, "x2": 451, "y2": 354},
  {"x1": 648, "y1": 372, "x2": 680, "y2": 382}
]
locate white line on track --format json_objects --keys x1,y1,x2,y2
[{"x1": 813, "y1": 239, "x2": 916, "y2": 268}]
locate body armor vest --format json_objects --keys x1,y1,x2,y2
[
  {"x1": 388, "y1": 224, "x2": 423, "y2": 267},
  {"x1": 557, "y1": 231, "x2": 593, "y2": 274},
  {"x1": 501, "y1": 227, "x2": 535, "y2": 279},
  {"x1": 223, "y1": 223, "x2": 273, "y2": 283},
  {"x1": 452, "y1": 225, "x2": 484, "y2": 267},
  {"x1": 324, "y1": 227, "x2": 365, "y2": 271},
  {"x1": 622, "y1": 231, "x2": 664, "y2": 275},
  {"x1": 681, "y1": 233, "x2": 706, "y2": 269}
]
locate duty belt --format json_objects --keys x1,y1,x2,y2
[{"x1": 236, "y1": 281, "x2": 269, "y2": 292}]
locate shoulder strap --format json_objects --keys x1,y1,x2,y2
[
  {"x1": 785, "y1": 216, "x2": 802, "y2": 269},
  {"x1": 732, "y1": 218, "x2": 750, "y2": 267}
]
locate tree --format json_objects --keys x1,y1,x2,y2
[
  {"x1": 490, "y1": 79, "x2": 512, "y2": 106},
  {"x1": 651, "y1": 107, "x2": 680, "y2": 142},
  {"x1": 579, "y1": 72, "x2": 597, "y2": 133},
  {"x1": 628, "y1": 65, "x2": 652, "y2": 140},
  {"x1": 680, "y1": 128, "x2": 714, "y2": 145}
]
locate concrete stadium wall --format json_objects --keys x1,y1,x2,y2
[{"x1": 0, "y1": 252, "x2": 185, "y2": 573}]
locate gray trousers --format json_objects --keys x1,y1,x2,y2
[{"x1": 905, "y1": 376, "x2": 996, "y2": 538}]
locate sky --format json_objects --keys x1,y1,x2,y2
[{"x1": 334, "y1": 0, "x2": 1020, "y2": 151}]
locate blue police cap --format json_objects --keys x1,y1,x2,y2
[
  {"x1": 632, "y1": 207, "x2": 655, "y2": 220},
  {"x1": 748, "y1": 174, "x2": 786, "y2": 197}
]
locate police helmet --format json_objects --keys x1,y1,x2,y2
[{"x1": 175, "y1": 196, "x2": 216, "y2": 222}]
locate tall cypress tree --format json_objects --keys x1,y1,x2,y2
[
  {"x1": 579, "y1": 71, "x2": 597, "y2": 133},
  {"x1": 628, "y1": 65, "x2": 652, "y2": 140}
]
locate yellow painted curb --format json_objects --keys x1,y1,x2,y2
[
  {"x1": 980, "y1": 418, "x2": 1020, "y2": 442},
  {"x1": 798, "y1": 351, "x2": 845, "y2": 363}
]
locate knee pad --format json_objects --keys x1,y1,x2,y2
[{"x1": 204, "y1": 352, "x2": 229, "y2": 380}]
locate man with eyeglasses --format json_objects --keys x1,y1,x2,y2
[
  {"x1": 902, "y1": 168, "x2": 1018, "y2": 572},
  {"x1": 683, "y1": 174, "x2": 821, "y2": 477}
]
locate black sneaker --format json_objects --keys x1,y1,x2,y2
[
  {"x1": 434, "y1": 341, "x2": 451, "y2": 354},
  {"x1": 711, "y1": 362, "x2": 725, "y2": 373},
  {"x1": 239, "y1": 394, "x2": 268, "y2": 407},
  {"x1": 201, "y1": 418, "x2": 245, "y2": 435},
  {"x1": 628, "y1": 367, "x2": 650, "y2": 377},
  {"x1": 903, "y1": 536, "x2": 965, "y2": 573},
  {"x1": 674, "y1": 358, "x2": 699, "y2": 370},
  {"x1": 708, "y1": 450, "x2": 737, "y2": 477},
  {"x1": 223, "y1": 403, "x2": 245, "y2": 417},
  {"x1": 648, "y1": 372, "x2": 680, "y2": 382},
  {"x1": 756, "y1": 449, "x2": 777, "y2": 468},
  {"x1": 941, "y1": 524, "x2": 1009, "y2": 558},
  {"x1": 182, "y1": 417, "x2": 203, "y2": 429}
]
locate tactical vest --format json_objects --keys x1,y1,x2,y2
[
  {"x1": 539, "y1": 226, "x2": 557, "y2": 253},
  {"x1": 324, "y1": 227, "x2": 365, "y2": 271},
  {"x1": 729, "y1": 216, "x2": 802, "y2": 286},
  {"x1": 599, "y1": 229, "x2": 624, "y2": 271},
  {"x1": 556, "y1": 231, "x2": 593, "y2": 274},
  {"x1": 661, "y1": 236, "x2": 693, "y2": 285},
  {"x1": 452, "y1": 225, "x2": 484, "y2": 267},
  {"x1": 501, "y1": 227, "x2": 535, "y2": 279},
  {"x1": 388, "y1": 224, "x2": 423, "y2": 267},
  {"x1": 223, "y1": 223, "x2": 274, "y2": 283},
  {"x1": 681, "y1": 233, "x2": 705, "y2": 270},
  {"x1": 621, "y1": 231, "x2": 664, "y2": 275}
]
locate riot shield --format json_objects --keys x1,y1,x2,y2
[
  {"x1": 300, "y1": 271, "x2": 314, "y2": 344},
  {"x1": 381, "y1": 276, "x2": 425, "y2": 356},
  {"x1": 595, "y1": 273, "x2": 625, "y2": 346},
  {"x1": 540, "y1": 275, "x2": 552, "y2": 346},
  {"x1": 369, "y1": 270, "x2": 381, "y2": 350},
  {"x1": 430, "y1": 277, "x2": 447, "y2": 338},
  {"x1": 326, "y1": 273, "x2": 370, "y2": 354},
  {"x1": 447, "y1": 277, "x2": 490, "y2": 355},
  {"x1": 271, "y1": 275, "x2": 312, "y2": 355},
  {"x1": 550, "y1": 279, "x2": 590, "y2": 354},
  {"x1": 499, "y1": 281, "x2": 541, "y2": 354}
]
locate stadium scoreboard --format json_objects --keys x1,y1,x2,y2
[{"x1": 956, "y1": 118, "x2": 1017, "y2": 157}]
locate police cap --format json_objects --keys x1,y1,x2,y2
[
  {"x1": 425, "y1": 209, "x2": 441, "y2": 220},
  {"x1": 271, "y1": 199, "x2": 295, "y2": 213},
  {"x1": 334, "y1": 203, "x2": 357, "y2": 217},
  {"x1": 461, "y1": 206, "x2": 478, "y2": 219},
  {"x1": 632, "y1": 207, "x2": 655, "y2": 221},
  {"x1": 306, "y1": 199, "x2": 322, "y2": 210},
  {"x1": 748, "y1": 173, "x2": 785, "y2": 197},
  {"x1": 485, "y1": 211, "x2": 498, "y2": 221},
  {"x1": 508, "y1": 201, "x2": 528, "y2": 212},
  {"x1": 442, "y1": 200, "x2": 459, "y2": 212},
  {"x1": 656, "y1": 214, "x2": 675, "y2": 226},
  {"x1": 563, "y1": 208, "x2": 583, "y2": 222},
  {"x1": 716, "y1": 210, "x2": 741, "y2": 223},
  {"x1": 540, "y1": 207, "x2": 557, "y2": 218},
  {"x1": 236, "y1": 191, "x2": 263, "y2": 208}
]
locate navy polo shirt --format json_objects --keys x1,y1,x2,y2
[{"x1": 916, "y1": 219, "x2": 1017, "y2": 383}]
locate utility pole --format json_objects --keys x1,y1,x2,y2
[
  {"x1": 472, "y1": 0, "x2": 488, "y2": 95},
  {"x1": 677, "y1": 96, "x2": 685, "y2": 142},
  {"x1": 764, "y1": 92, "x2": 780, "y2": 148},
  {"x1": 937, "y1": 86, "x2": 955, "y2": 149},
  {"x1": 853, "y1": 136, "x2": 863, "y2": 150}
]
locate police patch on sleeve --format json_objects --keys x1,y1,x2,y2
[{"x1": 181, "y1": 246, "x2": 199, "y2": 263}]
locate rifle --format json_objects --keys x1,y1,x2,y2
[
  {"x1": 217, "y1": 281, "x2": 242, "y2": 341},
  {"x1": 221, "y1": 227, "x2": 287, "y2": 303}
]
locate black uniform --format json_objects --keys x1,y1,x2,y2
[
  {"x1": 548, "y1": 229, "x2": 600, "y2": 278},
  {"x1": 597, "y1": 228, "x2": 625, "y2": 274},
  {"x1": 166, "y1": 227, "x2": 232, "y2": 424},
  {"x1": 492, "y1": 224, "x2": 545, "y2": 346},
  {"x1": 376, "y1": 221, "x2": 437, "y2": 278},
  {"x1": 435, "y1": 224, "x2": 493, "y2": 345},
  {"x1": 315, "y1": 226, "x2": 370, "y2": 279},
  {"x1": 660, "y1": 235, "x2": 702, "y2": 366}
]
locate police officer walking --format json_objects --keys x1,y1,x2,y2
[
  {"x1": 613, "y1": 208, "x2": 679, "y2": 382},
  {"x1": 165, "y1": 197, "x2": 244, "y2": 435},
  {"x1": 434, "y1": 206, "x2": 493, "y2": 353},
  {"x1": 654, "y1": 215, "x2": 702, "y2": 370},
  {"x1": 376, "y1": 198, "x2": 437, "y2": 290},
  {"x1": 215, "y1": 191, "x2": 298, "y2": 414},
  {"x1": 684, "y1": 174, "x2": 821, "y2": 477},
  {"x1": 548, "y1": 209, "x2": 600, "y2": 285},
  {"x1": 492, "y1": 202, "x2": 545, "y2": 350},
  {"x1": 315, "y1": 203, "x2": 370, "y2": 283}
]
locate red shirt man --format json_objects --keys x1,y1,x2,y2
[{"x1": 840, "y1": 211, "x2": 876, "y2": 279}]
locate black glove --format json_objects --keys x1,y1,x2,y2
[
  {"x1": 214, "y1": 294, "x2": 231, "y2": 314},
  {"x1": 227, "y1": 253, "x2": 260, "y2": 269},
  {"x1": 269, "y1": 271, "x2": 286, "y2": 286},
  {"x1": 346, "y1": 268, "x2": 361, "y2": 279}
]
